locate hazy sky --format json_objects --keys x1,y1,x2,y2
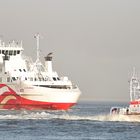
[{"x1": 0, "y1": 0, "x2": 140, "y2": 101}]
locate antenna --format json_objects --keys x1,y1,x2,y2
[
  {"x1": 132, "y1": 67, "x2": 136, "y2": 78},
  {"x1": 34, "y1": 33, "x2": 40, "y2": 62},
  {"x1": 20, "y1": 40, "x2": 23, "y2": 48},
  {"x1": 0, "y1": 35, "x2": 3, "y2": 46}
]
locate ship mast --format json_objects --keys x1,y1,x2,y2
[
  {"x1": 130, "y1": 67, "x2": 139, "y2": 101},
  {"x1": 33, "y1": 33, "x2": 44, "y2": 79},
  {"x1": 130, "y1": 68, "x2": 135, "y2": 101},
  {"x1": 34, "y1": 33, "x2": 40, "y2": 62},
  {"x1": 132, "y1": 67, "x2": 136, "y2": 79}
]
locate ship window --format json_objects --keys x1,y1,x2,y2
[
  {"x1": 5, "y1": 50, "x2": 8, "y2": 54},
  {"x1": 0, "y1": 50, "x2": 1, "y2": 54},
  {"x1": 9, "y1": 50, "x2": 13, "y2": 55},
  {"x1": 17, "y1": 50, "x2": 20, "y2": 54},
  {"x1": 19, "y1": 69, "x2": 22, "y2": 72},
  {"x1": 2, "y1": 50, "x2": 5, "y2": 54},
  {"x1": 12, "y1": 77, "x2": 16, "y2": 81},
  {"x1": 30, "y1": 77, "x2": 33, "y2": 81},
  {"x1": 57, "y1": 77, "x2": 60, "y2": 80},
  {"x1": 34, "y1": 78, "x2": 37, "y2": 81},
  {"x1": 14, "y1": 51, "x2": 16, "y2": 55},
  {"x1": 25, "y1": 77, "x2": 27, "y2": 80},
  {"x1": 23, "y1": 69, "x2": 26, "y2": 72},
  {"x1": 0, "y1": 77, "x2": 2, "y2": 82},
  {"x1": 7, "y1": 77, "x2": 10, "y2": 82},
  {"x1": 53, "y1": 77, "x2": 57, "y2": 81},
  {"x1": 44, "y1": 78, "x2": 48, "y2": 81},
  {"x1": 39, "y1": 78, "x2": 41, "y2": 81}
]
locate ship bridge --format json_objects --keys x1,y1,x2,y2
[{"x1": 0, "y1": 40, "x2": 23, "y2": 56}]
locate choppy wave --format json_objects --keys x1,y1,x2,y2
[{"x1": 0, "y1": 111, "x2": 140, "y2": 122}]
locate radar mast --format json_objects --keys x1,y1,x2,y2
[{"x1": 34, "y1": 33, "x2": 40, "y2": 63}]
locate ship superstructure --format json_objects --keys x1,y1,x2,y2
[{"x1": 0, "y1": 34, "x2": 81, "y2": 110}]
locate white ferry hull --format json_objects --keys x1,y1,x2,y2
[
  {"x1": 0, "y1": 84, "x2": 81, "y2": 110},
  {"x1": 0, "y1": 35, "x2": 81, "y2": 110}
]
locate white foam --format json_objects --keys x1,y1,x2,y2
[
  {"x1": 52, "y1": 114, "x2": 140, "y2": 122},
  {"x1": 0, "y1": 111, "x2": 140, "y2": 122}
]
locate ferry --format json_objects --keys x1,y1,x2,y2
[
  {"x1": 0, "y1": 34, "x2": 81, "y2": 110},
  {"x1": 110, "y1": 68, "x2": 140, "y2": 115}
]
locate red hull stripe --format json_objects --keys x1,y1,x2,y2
[
  {"x1": 0, "y1": 84, "x2": 76, "y2": 110},
  {"x1": 130, "y1": 101, "x2": 140, "y2": 105}
]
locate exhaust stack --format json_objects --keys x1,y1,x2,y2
[{"x1": 44, "y1": 52, "x2": 53, "y2": 74}]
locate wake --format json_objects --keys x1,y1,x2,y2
[{"x1": 0, "y1": 111, "x2": 140, "y2": 122}]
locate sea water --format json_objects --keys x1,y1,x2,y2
[{"x1": 0, "y1": 102, "x2": 140, "y2": 140}]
